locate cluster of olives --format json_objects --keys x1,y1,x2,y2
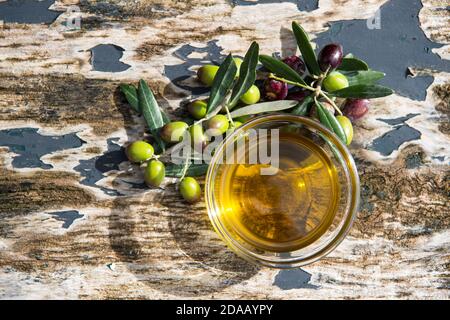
[
  {"x1": 124, "y1": 58, "x2": 263, "y2": 203},
  {"x1": 188, "y1": 58, "x2": 260, "y2": 132},
  {"x1": 275, "y1": 44, "x2": 371, "y2": 144},
  {"x1": 196, "y1": 45, "x2": 370, "y2": 146},
  {"x1": 119, "y1": 19, "x2": 393, "y2": 207},
  {"x1": 318, "y1": 44, "x2": 370, "y2": 122},
  {"x1": 197, "y1": 57, "x2": 261, "y2": 106},
  {"x1": 125, "y1": 140, "x2": 201, "y2": 203},
  {"x1": 123, "y1": 40, "x2": 375, "y2": 202}
]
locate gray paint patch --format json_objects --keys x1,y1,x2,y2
[
  {"x1": 405, "y1": 152, "x2": 423, "y2": 169},
  {"x1": 47, "y1": 210, "x2": 83, "y2": 229},
  {"x1": 0, "y1": 128, "x2": 84, "y2": 169},
  {"x1": 274, "y1": 269, "x2": 318, "y2": 290},
  {"x1": 370, "y1": 125, "x2": 422, "y2": 156},
  {"x1": 231, "y1": 0, "x2": 318, "y2": 12},
  {"x1": 164, "y1": 40, "x2": 227, "y2": 96},
  {"x1": 81, "y1": 1, "x2": 121, "y2": 16},
  {"x1": 0, "y1": 0, "x2": 61, "y2": 24},
  {"x1": 89, "y1": 44, "x2": 131, "y2": 72},
  {"x1": 74, "y1": 138, "x2": 127, "y2": 196},
  {"x1": 374, "y1": 114, "x2": 422, "y2": 157},
  {"x1": 315, "y1": 0, "x2": 450, "y2": 101},
  {"x1": 377, "y1": 113, "x2": 420, "y2": 126},
  {"x1": 360, "y1": 184, "x2": 375, "y2": 212},
  {"x1": 122, "y1": 180, "x2": 147, "y2": 190},
  {"x1": 432, "y1": 156, "x2": 445, "y2": 162}
]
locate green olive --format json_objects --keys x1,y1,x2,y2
[
  {"x1": 188, "y1": 100, "x2": 207, "y2": 120},
  {"x1": 160, "y1": 121, "x2": 188, "y2": 144},
  {"x1": 233, "y1": 57, "x2": 243, "y2": 77},
  {"x1": 206, "y1": 114, "x2": 229, "y2": 136},
  {"x1": 144, "y1": 159, "x2": 166, "y2": 187},
  {"x1": 179, "y1": 177, "x2": 201, "y2": 203},
  {"x1": 233, "y1": 121, "x2": 243, "y2": 128},
  {"x1": 323, "y1": 71, "x2": 349, "y2": 92},
  {"x1": 189, "y1": 124, "x2": 206, "y2": 150},
  {"x1": 240, "y1": 85, "x2": 260, "y2": 105},
  {"x1": 125, "y1": 141, "x2": 154, "y2": 163},
  {"x1": 336, "y1": 115, "x2": 354, "y2": 145},
  {"x1": 197, "y1": 65, "x2": 219, "y2": 86}
]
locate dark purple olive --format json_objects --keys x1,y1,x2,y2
[
  {"x1": 282, "y1": 55, "x2": 306, "y2": 75},
  {"x1": 287, "y1": 90, "x2": 309, "y2": 102},
  {"x1": 318, "y1": 43, "x2": 343, "y2": 72},
  {"x1": 342, "y1": 99, "x2": 370, "y2": 121},
  {"x1": 264, "y1": 79, "x2": 288, "y2": 101}
]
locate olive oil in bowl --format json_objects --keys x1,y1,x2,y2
[
  {"x1": 217, "y1": 133, "x2": 340, "y2": 252},
  {"x1": 205, "y1": 115, "x2": 360, "y2": 268}
]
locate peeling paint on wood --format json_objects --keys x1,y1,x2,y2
[{"x1": 0, "y1": 0, "x2": 449, "y2": 299}]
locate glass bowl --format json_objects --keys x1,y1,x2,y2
[{"x1": 205, "y1": 114, "x2": 360, "y2": 268}]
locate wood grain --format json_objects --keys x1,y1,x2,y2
[{"x1": 0, "y1": 0, "x2": 448, "y2": 299}]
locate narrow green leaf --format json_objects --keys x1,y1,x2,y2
[
  {"x1": 316, "y1": 101, "x2": 347, "y2": 144},
  {"x1": 292, "y1": 21, "x2": 321, "y2": 76},
  {"x1": 121, "y1": 83, "x2": 170, "y2": 124},
  {"x1": 228, "y1": 42, "x2": 260, "y2": 109},
  {"x1": 259, "y1": 55, "x2": 307, "y2": 85},
  {"x1": 229, "y1": 100, "x2": 298, "y2": 118},
  {"x1": 343, "y1": 70, "x2": 385, "y2": 86},
  {"x1": 138, "y1": 80, "x2": 165, "y2": 130},
  {"x1": 165, "y1": 163, "x2": 209, "y2": 178},
  {"x1": 138, "y1": 79, "x2": 166, "y2": 151},
  {"x1": 291, "y1": 95, "x2": 313, "y2": 116},
  {"x1": 207, "y1": 54, "x2": 237, "y2": 115},
  {"x1": 161, "y1": 110, "x2": 171, "y2": 124},
  {"x1": 329, "y1": 84, "x2": 394, "y2": 98},
  {"x1": 338, "y1": 58, "x2": 369, "y2": 71},
  {"x1": 120, "y1": 84, "x2": 139, "y2": 113}
]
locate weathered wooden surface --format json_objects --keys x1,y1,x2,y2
[{"x1": 0, "y1": 0, "x2": 449, "y2": 299}]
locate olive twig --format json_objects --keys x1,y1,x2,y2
[
  {"x1": 224, "y1": 105, "x2": 235, "y2": 127},
  {"x1": 268, "y1": 74, "x2": 315, "y2": 91},
  {"x1": 313, "y1": 66, "x2": 330, "y2": 98},
  {"x1": 314, "y1": 86, "x2": 322, "y2": 98},
  {"x1": 179, "y1": 150, "x2": 192, "y2": 182},
  {"x1": 319, "y1": 91, "x2": 343, "y2": 115},
  {"x1": 193, "y1": 118, "x2": 207, "y2": 126},
  {"x1": 320, "y1": 65, "x2": 331, "y2": 81}
]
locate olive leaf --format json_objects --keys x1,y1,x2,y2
[
  {"x1": 259, "y1": 55, "x2": 307, "y2": 85},
  {"x1": 329, "y1": 84, "x2": 394, "y2": 98},
  {"x1": 338, "y1": 57, "x2": 369, "y2": 71},
  {"x1": 343, "y1": 70, "x2": 385, "y2": 86},
  {"x1": 120, "y1": 84, "x2": 140, "y2": 113},
  {"x1": 229, "y1": 100, "x2": 298, "y2": 118},
  {"x1": 138, "y1": 79, "x2": 166, "y2": 151},
  {"x1": 165, "y1": 163, "x2": 209, "y2": 178},
  {"x1": 291, "y1": 95, "x2": 313, "y2": 116},
  {"x1": 292, "y1": 21, "x2": 321, "y2": 76},
  {"x1": 316, "y1": 101, "x2": 347, "y2": 144},
  {"x1": 120, "y1": 83, "x2": 170, "y2": 122},
  {"x1": 161, "y1": 110, "x2": 171, "y2": 125},
  {"x1": 228, "y1": 42, "x2": 260, "y2": 109},
  {"x1": 206, "y1": 54, "x2": 237, "y2": 115}
]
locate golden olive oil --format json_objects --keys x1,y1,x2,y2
[{"x1": 215, "y1": 131, "x2": 340, "y2": 252}]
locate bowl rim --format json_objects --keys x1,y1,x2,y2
[{"x1": 205, "y1": 114, "x2": 360, "y2": 268}]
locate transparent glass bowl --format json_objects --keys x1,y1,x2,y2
[{"x1": 205, "y1": 114, "x2": 360, "y2": 268}]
